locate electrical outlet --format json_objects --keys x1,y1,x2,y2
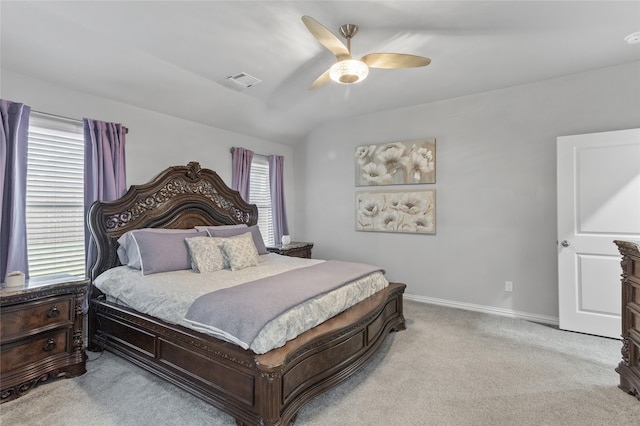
[{"x1": 505, "y1": 281, "x2": 513, "y2": 292}]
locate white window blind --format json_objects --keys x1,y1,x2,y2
[
  {"x1": 249, "y1": 156, "x2": 274, "y2": 246},
  {"x1": 26, "y1": 113, "x2": 86, "y2": 279}
]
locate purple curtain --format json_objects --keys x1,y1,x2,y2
[
  {"x1": 0, "y1": 100, "x2": 31, "y2": 283},
  {"x1": 269, "y1": 155, "x2": 289, "y2": 245},
  {"x1": 84, "y1": 118, "x2": 127, "y2": 277},
  {"x1": 231, "y1": 147, "x2": 253, "y2": 201}
]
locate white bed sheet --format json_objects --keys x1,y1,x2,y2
[{"x1": 93, "y1": 253, "x2": 388, "y2": 353}]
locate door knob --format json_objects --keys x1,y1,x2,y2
[{"x1": 560, "y1": 240, "x2": 570, "y2": 247}]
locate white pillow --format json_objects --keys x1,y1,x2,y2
[
  {"x1": 185, "y1": 237, "x2": 227, "y2": 273},
  {"x1": 221, "y1": 232, "x2": 259, "y2": 271}
]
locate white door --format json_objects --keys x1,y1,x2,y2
[{"x1": 557, "y1": 128, "x2": 640, "y2": 338}]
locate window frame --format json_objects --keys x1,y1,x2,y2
[
  {"x1": 248, "y1": 155, "x2": 274, "y2": 246},
  {"x1": 25, "y1": 112, "x2": 86, "y2": 280}
]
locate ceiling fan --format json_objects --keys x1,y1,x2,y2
[{"x1": 301, "y1": 15, "x2": 431, "y2": 90}]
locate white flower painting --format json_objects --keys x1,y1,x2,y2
[
  {"x1": 355, "y1": 139, "x2": 436, "y2": 186},
  {"x1": 356, "y1": 190, "x2": 436, "y2": 234}
]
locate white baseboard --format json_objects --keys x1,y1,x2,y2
[{"x1": 404, "y1": 293, "x2": 559, "y2": 326}]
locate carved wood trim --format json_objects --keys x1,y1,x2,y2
[
  {"x1": 614, "y1": 240, "x2": 640, "y2": 400},
  {"x1": 88, "y1": 163, "x2": 258, "y2": 279},
  {"x1": 0, "y1": 282, "x2": 87, "y2": 306}
]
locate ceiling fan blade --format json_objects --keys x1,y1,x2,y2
[
  {"x1": 361, "y1": 53, "x2": 431, "y2": 69},
  {"x1": 302, "y1": 15, "x2": 351, "y2": 61},
  {"x1": 309, "y1": 69, "x2": 332, "y2": 90}
]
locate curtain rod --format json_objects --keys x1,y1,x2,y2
[
  {"x1": 32, "y1": 110, "x2": 129, "y2": 134},
  {"x1": 229, "y1": 147, "x2": 267, "y2": 158}
]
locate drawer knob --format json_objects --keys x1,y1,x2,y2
[
  {"x1": 42, "y1": 339, "x2": 56, "y2": 352},
  {"x1": 47, "y1": 306, "x2": 60, "y2": 318}
]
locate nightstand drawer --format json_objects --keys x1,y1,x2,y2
[
  {"x1": 0, "y1": 330, "x2": 68, "y2": 374},
  {"x1": 1, "y1": 279, "x2": 87, "y2": 402},
  {"x1": 0, "y1": 296, "x2": 72, "y2": 340}
]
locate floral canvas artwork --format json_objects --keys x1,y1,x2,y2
[
  {"x1": 355, "y1": 139, "x2": 436, "y2": 186},
  {"x1": 356, "y1": 190, "x2": 436, "y2": 234}
]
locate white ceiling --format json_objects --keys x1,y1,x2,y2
[{"x1": 2, "y1": 1, "x2": 639, "y2": 144}]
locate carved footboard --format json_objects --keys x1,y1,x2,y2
[
  {"x1": 91, "y1": 282, "x2": 406, "y2": 425},
  {"x1": 615, "y1": 240, "x2": 640, "y2": 400}
]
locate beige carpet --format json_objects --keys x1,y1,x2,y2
[{"x1": 2, "y1": 300, "x2": 639, "y2": 425}]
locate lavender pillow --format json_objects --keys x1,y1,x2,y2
[
  {"x1": 194, "y1": 224, "x2": 247, "y2": 232},
  {"x1": 205, "y1": 225, "x2": 268, "y2": 255},
  {"x1": 117, "y1": 228, "x2": 204, "y2": 269},
  {"x1": 127, "y1": 230, "x2": 207, "y2": 275}
]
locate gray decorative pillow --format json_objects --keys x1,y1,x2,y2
[
  {"x1": 185, "y1": 237, "x2": 227, "y2": 273},
  {"x1": 117, "y1": 228, "x2": 203, "y2": 269},
  {"x1": 221, "y1": 232, "x2": 259, "y2": 271},
  {"x1": 129, "y1": 230, "x2": 208, "y2": 275},
  {"x1": 206, "y1": 225, "x2": 268, "y2": 255}
]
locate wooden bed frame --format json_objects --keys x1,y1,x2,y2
[{"x1": 87, "y1": 162, "x2": 406, "y2": 425}]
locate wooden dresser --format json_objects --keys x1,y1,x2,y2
[
  {"x1": 266, "y1": 241, "x2": 314, "y2": 258},
  {"x1": 0, "y1": 277, "x2": 88, "y2": 402},
  {"x1": 615, "y1": 240, "x2": 640, "y2": 400}
]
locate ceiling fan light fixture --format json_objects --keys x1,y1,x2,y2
[
  {"x1": 329, "y1": 59, "x2": 369, "y2": 84},
  {"x1": 625, "y1": 31, "x2": 640, "y2": 44}
]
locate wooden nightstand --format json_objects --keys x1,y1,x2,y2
[
  {"x1": 0, "y1": 277, "x2": 89, "y2": 403},
  {"x1": 266, "y1": 242, "x2": 314, "y2": 259}
]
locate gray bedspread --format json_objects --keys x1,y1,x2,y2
[{"x1": 184, "y1": 260, "x2": 384, "y2": 349}]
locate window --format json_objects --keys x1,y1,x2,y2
[
  {"x1": 25, "y1": 113, "x2": 85, "y2": 280},
  {"x1": 249, "y1": 156, "x2": 274, "y2": 246}
]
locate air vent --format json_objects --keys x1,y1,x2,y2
[{"x1": 217, "y1": 72, "x2": 262, "y2": 92}]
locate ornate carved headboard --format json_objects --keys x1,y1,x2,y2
[{"x1": 87, "y1": 162, "x2": 258, "y2": 280}]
